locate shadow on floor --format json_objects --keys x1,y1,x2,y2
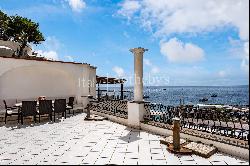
[{"x1": 119, "y1": 127, "x2": 142, "y2": 143}]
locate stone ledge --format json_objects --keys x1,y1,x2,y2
[
  {"x1": 89, "y1": 110, "x2": 128, "y2": 126},
  {"x1": 184, "y1": 142, "x2": 218, "y2": 158},
  {"x1": 140, "y1": 123, "x2": 249, "y2": 160},
  {"x1": 161, "y1": 136, "x2": 218, "y2": 158},
  {"x1": 160, "y1": 136, "x2": 187, "y2": 145},
  {"x1": 144, "y1": 121, "x2": 249, "y2": 149},
  {"x1": 129, "y1": 101, "x2": 150, "y2": 104}
]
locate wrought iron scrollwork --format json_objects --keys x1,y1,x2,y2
[
  {"x1": 144, "y1": 103, "x2": 249, "y2": 149},
  {"x1": 90, "y1": 100, "x2": 128, "y2": 119}
]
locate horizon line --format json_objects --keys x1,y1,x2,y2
[{"x1": 99, "y1": 85, "x2": 249, "y2": 87}]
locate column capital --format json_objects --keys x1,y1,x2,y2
[{"x1": 130, "y1": 47, "x2": 148, "y2": 55}]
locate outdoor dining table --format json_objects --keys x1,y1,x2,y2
[
  {"x1": 15, "y1": 101, "x2": 72, "y2": 110},
  {"x1": 15, "y1": 100, "x2": 55, "y2": 107}
]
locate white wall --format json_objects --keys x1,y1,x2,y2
[
  {"x1": 0, "y1": 66, "x2": 76, "y2": 99},
  {"x1": 89, "y1": 67, "x2": 97, "y2": 97},
  {"x1": 0, "y1": 57, "x2": 96, "y2": 110}
]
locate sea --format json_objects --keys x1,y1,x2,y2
[{"x1": 103, "y1": 85, "x2": 249, "y2": 106}]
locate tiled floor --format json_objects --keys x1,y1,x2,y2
[{"x1": 0, "y1": 113, "x2": 249, "y2": 165}]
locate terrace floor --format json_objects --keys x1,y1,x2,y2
[{"x1": 0, "y1": 113, "x2": 249, "y2": 165}]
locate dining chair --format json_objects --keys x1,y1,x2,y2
[
  {"x1": 67, "y1": 97, "x2": 75, "y2": 115},
  {"x1": 38, "y1": 100, "x2": 53, "y2": 123},
  {"x1": 20, "y1": 101, "x2": 37, "y2": 125},
  {"x1": 3, "y1": 100, "x2": 20, "y2": 124},
  {"x1": 54, "y1": 99, "x2": 67, "y2": 122}
]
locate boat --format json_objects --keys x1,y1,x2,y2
[
  {"x1": 211, "y1": 94, "x2": 218, "y2": 97},
  {"x1": 163, "y1": 88, "x2": 166, "y2": 90},
  {"x1": 143, "y1": 95, "x2": 150, "y2": 99},
  {"x1": 199, "y1": 98, "x2": 208, "y2": 102}
]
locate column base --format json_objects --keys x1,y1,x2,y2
[
  {"x1": 128, "y1": 101, "x2": 146, "y2": 129},
  {"x1": 84, "y1": 115, "x2": 108, "y2": 121},
  {"x1": 167, "y1": 144, "x2": 192, "y2": 155}
]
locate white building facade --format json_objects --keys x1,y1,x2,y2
[{"x1": 0, "y1": 56, "x2": 96, "y2": 110}]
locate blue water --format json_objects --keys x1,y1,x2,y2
[
  {"x1": 144, "y1": 86, "x2": 249, "y2": 106},
  {"x1": 105, "y1": 85, "x2": 249, "y2": 106}
]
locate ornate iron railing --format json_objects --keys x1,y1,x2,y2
[
  {"x1": 89, "y1": 100, "x2": 128, "y2": 119},
  {"x1": 144, "y1": 103, "x2": 249, "y2": 149}
]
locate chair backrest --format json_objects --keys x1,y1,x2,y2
[
  {"x1": 54, "y1": 99, "x2": 66, "y2": 113},
  {"x1": 22, "y1": 101, "x2": 37, "y2": 117},
  {"x1": 68, "y1": 97, "x2": 74, "y2": 107},
  {"x1": 39, "y1": 100, "x2": 53, "y2": 115},
  {"x1": 3, "y1": 100, "x2": 8, "y2": 110}
]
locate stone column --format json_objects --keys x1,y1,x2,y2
[
  {"x1": 130, "y1": 47, "x2": 148, "y2": 102},
  {"x1": 173, "y1": 117, "x2": 181, "y2": 151},
  {"x1": 128, "y1": 47, "x2": 148, "y2": 129}
]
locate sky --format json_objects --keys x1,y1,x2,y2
[{"x1": 0, "y1": 0, "x2": 249, "y2": 86}]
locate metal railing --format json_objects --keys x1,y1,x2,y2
[
  {"x1": 89, "y1": 100, "x2": 128, "y2": 119},
  {"x1": 88, "y1": 100, "x2": 249, "y2": 148},
  {"x1": 144, "y1": 103, "x2": 249, "y2": 149}
]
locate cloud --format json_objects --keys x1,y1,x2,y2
[
  {"x1": 218, "y1": 70, "x2": 227, "y2": 78},
  {"x1": 118, "y1": 0, "x2": 249, "y2": 41},
  {"x1": 117, "y1": 0, "x2": 141, "y2": 20},
  {"x1": 160, "y1": 38, "x2": 205, "y2": 63},
  {"x1": 153, "y1": 65, "x2": 248, "y2": 86},
  {"x1": 36, "y1": 50, "x2": 59, "y2": 60},
  {"x1": 123, "y1": 31, "x2": 130, "y2": 38},
  {"x1": 144, "y1": 58, "x2": 160, "y2": 74},
  {"x1": 151, "y1": 66, "x2": 160, "y2": 74},
  {"x1": 118, "y1": 0, "x2": 249, "y2": 72},
  {"x1": 229, "y1": 38, "x2": 249, "y2": 74},
  {"x1": 33, "y1": 36, "x2": 61, "y2": 61},
  {"x1": 65, "y1": 55, "x2": 74, "y2": 62},
  {"x1": 67, "y1": 0, "x2": 86, "y2": 12},
  {"x1": 112, "y1": 66, "x2": 125, "y2": 77},
  {"x1": 43, "y1": 36, "x2": 61, "y2": 51},
  {"x1": 144, "y1": 58, "x2": 152, "y2": 66},
  {"x1": 33, "y1": 36, "x2": 87, "y2": 65},
  {"x1": 241, "y1": 42, "x2": 249, "y2": 74},
  {"x1": 244, "y1": 42, "x2": 249, "y2": 55}
]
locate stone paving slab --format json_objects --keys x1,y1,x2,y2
[{"x1": 0, "y1": 113, "x2": 249, "y2": 165}]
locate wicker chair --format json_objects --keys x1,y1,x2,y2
[
  {"x1": 54, "y1": 99, "x2": 67, "y2": 122},
  {"x1": 66, "y1": 97, "x2": 75, "y2": 115},
  {"x1": 3, "y1": 100, "x2": 20, "y2": 124},
  {"x1": 38, "y1": 100, "x2": 53, "y2": 123},
  {"x1": 20, "y1": 101, "x2": 37, "y2": 124}
]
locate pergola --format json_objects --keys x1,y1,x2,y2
[{"x1": 96, "y1": 76, "x2": 126, "y2": 101}]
